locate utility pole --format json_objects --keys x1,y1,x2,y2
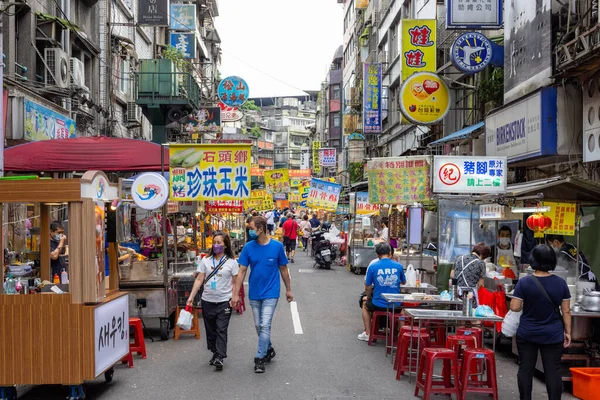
[{"x1": 0, "y1": 0, "x2": 5, "y2": 179}]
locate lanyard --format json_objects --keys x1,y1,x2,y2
[{"x1": 212, "y1": 255, "x2": 224, "y2": 271}]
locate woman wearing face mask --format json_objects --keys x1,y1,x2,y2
[{"x1": 187, "y1": 232, "x2": 239, "y2": 371}]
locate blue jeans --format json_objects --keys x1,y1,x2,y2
[{"x1": 249, "y1": 298, "x2": 278, "y2": 359}]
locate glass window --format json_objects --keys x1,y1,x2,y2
[
  {"x1": 333, "y1": 113, "x2": 341, "y2": 127},
  {"x1": 332, "y1": 85, "x2": 341, "y2": 100}
]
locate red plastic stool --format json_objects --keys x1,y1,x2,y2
[
  {"x1": 393, "y1": 326, "x2": 429, "y2": 371},
  {"x1": 121, "y1": 351, "x2": 134, "y2": 368},
  {"x1": 446, "y1": 334, "x2": 477, "y2": 365},
  {"x1": 459, "y1": 348, "x2": 499, "y2": 400},
  {"x1": 414, "y1": 348, "x2": 460, "y2": 400},
  {"x1": 367, "y1": 311, "x2": 392, "y2": 347},
  {"x1": 129, "y1": 317, "x2": 147, "y2": 359},
  {"x1": 456, "y1": 327, "x2": 483, "y2": 348},
  {"x1": 395, "y1": 331, "x2": 431, "y2": 379},
  {"x1": 426, "y1": 320, "x2": 447, "y2": 348}
]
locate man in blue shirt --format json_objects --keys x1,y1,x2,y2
[
  {"x1": 309, "y1": 213, "x2": 321, "y2": 230},
  {"x1": 358, "y1": 242, "x2": 406, "y2": 342},
  {"x1": 232, "y1": 216, "x2": 293, "y2": 373}
]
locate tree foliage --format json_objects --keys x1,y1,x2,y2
[
  {"x1": 241, "y1": 100, "x2": 261, "y2": 112},
  {"x1": 162, "y1": 45, "x2": 192, "y2": 72},
  {"x1": 349, "y1": 162, "x2": 364, "y2": 184}
]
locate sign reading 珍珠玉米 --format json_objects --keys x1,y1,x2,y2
[{"x1": 433, "y1": 156, "x2": 507, "y2": 194}]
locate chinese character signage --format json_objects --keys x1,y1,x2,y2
[
  {"x1": 355, "y1": 0, "x2": 369, "y2": 10},
  {"x1": 218, "y1": 103, "x2": 244, "y2": 122},
  {"x1": 306, "y1": 179, "x2": 342, "y2": 212},
  {"x1": 401, "y1": 20, "x2": 436, "y2": 81},
  {"x1": 543, "y1": 202, "x2": 576, "y2": 236},
  {"x1": 312, "y1": 141, "x2": 321, "y2": 175},
  {"x1": 367, "y1": 157, "x2": 432, "y2": 204},
  {"x1": 479, "y1": 204, "x2": 505, "y2": 220},
  {"x1": 290, "y1": 178, "x2": 302, "y2": 188},
  {"x1": 289, "y1": 191, "x2": 303, "y2": 203},
  {"x1": 399, "y1": 72, "x2": 450, "y2": 125},
  {"x1": 354, "y1": 192, "x2": 381, "y2": 215},
  {"x1": 218, "y1": 76, "x2": 249, "y2": 107},
  {"x1": 289, "y1": 169, "x2": 312, "y2": 178},
  {"x1": 245, "y1": 190, "x2": 273, "y2": 211},
  {"x1": 300, "y1": 148, "x2": 310, "y2": 169},
  {"x1": 170, "y1": 4, "x2": 197, "y2": 30},
  {"x1": 170, "y1": 32, "x2": 196, "y2": 59},
  {"x1": 363, "y1": 63, "x2": 382, "y2": 134},
  {"x1": 169, "y1": 144, "x2": 251, "y2": 201},
  {"x1": 138, "y1": 0, "x2": 169, "y2": 26},
  {"x1": 320, "y1": 148, "x2": 337, "y2": 167},
  {"x1": 183, "y1": 107, "x2": 220, "y2": 134},
  {"x1": 251, "y1": 165, "x2": 264, "y2": 177},
  {"x1": 433, "y1": 156, "x2": 507, "y2": 194},
  {"x1": 265, "y1": 168, "x2": 291, "y2": 194},
  {"x1": 24, "y1": 99, "x2": 76, "y2": 141},
  {"x1": 205, "y1": 201, "x2": 244, "y2": 214},
  {"x1": 446, "y1": 0, "x2": 502, "y2": 29}
]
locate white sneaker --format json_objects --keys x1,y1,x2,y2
[{"x1": 357, "y1": 331, "x2": 369, "y2": 341}]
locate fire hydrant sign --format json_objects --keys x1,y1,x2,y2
[
  {"x1": 433, "y1": 156, "x2": 507, "y2": 194},
  {"x1": 94, "y1": 295, "x2": 129, "y2": 376}
]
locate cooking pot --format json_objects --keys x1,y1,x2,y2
[{"x1": 580, "y1": 290, "x2": 600, "y2": 312}]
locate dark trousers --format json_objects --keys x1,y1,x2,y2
[
  {"x1": 201, "y1": 299, "x2": 232, "y2": 358},
  {"x1": 301, "y1": 237, "x2": 308, "y2": 249},
  {"x1": 516, "y1": 337, "x2": 564, "y2": 400}
]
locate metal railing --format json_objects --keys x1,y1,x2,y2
[{"x1": 135, "y1": 71, "x2": 200, "y2": 109}]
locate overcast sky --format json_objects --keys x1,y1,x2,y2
[{"x1": 217, "y1": 0, "x2": 344, "y2": 98}]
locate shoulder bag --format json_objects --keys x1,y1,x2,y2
[{"x1": 531, "y1": 275, "x2": 564, "y2": 326}]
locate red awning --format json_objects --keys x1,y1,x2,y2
[{"x1": 4, "y1": 137, "x2": 170, "y2": 172}]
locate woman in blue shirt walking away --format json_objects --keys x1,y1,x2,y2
[{"x1": 510, "y1": 244, "x2": 572, "y2": 400}]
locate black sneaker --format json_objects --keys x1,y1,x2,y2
[
  {"x1": 290, "y1": 258, "x2": 295, "y2": 263},
  {"x1": 209, "y1": 353, "x2": 216, "y2": 366},
  {"x1": 213, "y1": 355, "x2": 224, "y2": 371},
  {"x1": 254, "y1": 357, "x2": 265, "y2": 373},
  {"x1": 265, "y1": 347, "x2": 276, "y2": 362}
]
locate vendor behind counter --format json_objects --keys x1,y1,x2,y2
[
  {"x1": 49, "y1": 221, "x2": 67, "y2": 279},
  {"x1": 490, "y1": 225, "x2": 518, "y2": 279},
  {"x1": 546, "y1": 234, "x2": 598, "y2": 288}
]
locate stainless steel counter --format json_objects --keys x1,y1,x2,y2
[
  {"x1": 404, "y1": 308, "x2": 503, "y2": 322},
  {"x1": 382, "y1": 293, "x2": 461, "y2": 306}
]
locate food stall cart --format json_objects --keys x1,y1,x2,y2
[
  {"x1": 347, "y1": 188, "x2": 381, "y2": 274},
  {"x1": 0, "y1": 171, "x2": 128, "y2": 399}
]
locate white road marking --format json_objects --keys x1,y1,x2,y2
[
  {"x1": 298, "y1": 269, "x2": 315, "y2": 273},
  {"x1": 290, "y1": 301, "x2": 303, "y2": 334}
]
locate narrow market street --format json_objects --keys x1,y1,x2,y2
[{"x1": 16, "y1": 250, "x2": 575, "y2": 400}]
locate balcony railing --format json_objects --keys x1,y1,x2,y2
[{"x1": 135, "y1": 71, "x2": 200, "y2": 109}]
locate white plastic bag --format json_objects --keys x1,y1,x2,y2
[
  {"x1": 177, "y1": 306, "x2": 194, "y2": 330},
  {"x1": 501, "y1": 310, "x2": 522, "y2": 337},
  {"x1": 405, "y1": 264, "x2": 417, "y2": 286}
]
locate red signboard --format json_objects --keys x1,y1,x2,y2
[
  {"x1": 205, "y1": 200, "x2": 244, "y2": 214},
  {"x1": 288, "y1": 169, "x2": 312, "y2": 178}
]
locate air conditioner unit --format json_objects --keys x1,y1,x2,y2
[
  {"x1": 44, "y1": 48, "x2": 69, "y2": 88},
  {"x1": 583, "y1": 79, "x2": 600, "y2": 162},
  {"x1": 127, "y1": 102, "x2": 141, "y2": 123},
  {"x1": 70, "y1": 57, "x2": 89, "y2": 91}
]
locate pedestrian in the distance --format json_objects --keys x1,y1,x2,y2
[
  {"x1": 187, "y1": 231, "x2": 239, "y2": 371},
  {"x1": 232, "y1": 216, "x2": 293, "y2": 373}
]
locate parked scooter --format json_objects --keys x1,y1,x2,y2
[{"x1": 311, "y1": 222, "x2": 336, "y2": 270}]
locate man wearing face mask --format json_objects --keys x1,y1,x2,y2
[
  {"x1": 490, "y1": 225, "x2": 518, "y2": 279},
  {"x1": 546, "y1": 234, "x2": 598, "y2": 286},
  {"x1": 50, "y1": 221, "x2": 67, "y2": 280}
]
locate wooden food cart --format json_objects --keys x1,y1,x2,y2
[{"x1": 0, "y1": 172, "x2": 129, "y2": 400}]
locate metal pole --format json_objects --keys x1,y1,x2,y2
[
  {"x1": 0, "y1": 0, "x2": 4, "y2": 179},
  {"x1": 161, "y1": 145, "x2": 169, "y2": 319}
]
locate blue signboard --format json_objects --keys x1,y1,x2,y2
[
  {"x1": 170, "y1": 4, "x2": 197, "y2": 31},
  {"x1": 363, "y1": 63, "x2": 382, "y2": 134},
  {"x1": 24, "y1": 99, "x2": 76, "y2": 141},
  {"x1": 170, "y1": 32, "x2": 196, "y2": 59},
  {"x1": 218, "y1": 76, "x2": 250, "y2": 107},
  {"x1": 451, "y1": 32, "x2": 493, "y2": 74}
]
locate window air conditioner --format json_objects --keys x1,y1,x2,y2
[
  {"x1": 44, "y1": 48, "x2": 70, "y2": 88},
  {"x1": 70, "y1": 57, "x2": 89, "y2": 92}
]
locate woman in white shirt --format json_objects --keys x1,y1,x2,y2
[
  {"x1": 379, "y1": 221, "x2": 389, "y2": 241},
  {"x1": 187, "y1": 231, "x2": 239, "y2": 371}
]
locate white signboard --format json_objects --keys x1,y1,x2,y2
[
  {"x1": 433, "y1": 156, "x2": 507, "y2": 194},
  {"x1": 94, "y1": 295, "x2": 129, "y2": 376},
  {"x1": 81, "y1": 172, "x2": 118, "y2": 202},
  {"x1": 480, "y1": 204, "x2": 505, "y2": 220},
  {"x1": 446, "y1": 0, "x2": 502, "y2": 29},
  {"x1": 300, "y1": 148, "x2": 310, "y2": 170},
  {"x1": 485, "y1": 91, "x2": 543, "y2": 162},
  {"x1": 131, "y1": 172, "x2": 169, "y2": 210}
]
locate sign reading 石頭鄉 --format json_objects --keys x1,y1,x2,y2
[
  {"x1": 265, "y1": 169, "x2": 291, "y2": 194},
  {"x1": 543, "y1": 202, "x2": 577, "y2": 236},
  {"x1": 138, "y1": 0, "x2": 169, "y2": 26},
  {"x1": 446, "y1": 0, "x2": 503, "y2": 29},
  {"x1": 479, "y1": 204, "x2": 505, "y2": 220},
  {"x1": 363, "y1": 63, "x2": 382, "y2": 134},
  {"x1": 401, "y1": 20, "x2": 437, "y2": 81},
  {"x1": 312, "y1": 141, "x2": 321, "y2": 174},
  {"x1": 367, "y1": 157, "x2": 432, "y2": 205},
  {"x1": 95, "y1": 295, "x2": 129, "y2": 377},
  {"x1": 433, "y1": 156, "x2": 507, "y2": 194},
  {"x1": 306, "y1": 179, "x2": 342, "y2": 212},
  {"x1": 169, "y1": 144, "x2": 251, "y2": 201}
]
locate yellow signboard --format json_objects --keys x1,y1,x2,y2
[
  {"x1": 312, "y1": 141, "x2": 321, "y2": 175},
  {"x1": 245, "y1": 190, "x2": 273, "y2": 211},
  {"x1": 367, "y1": 156, "x2": 432, "y2": 204},
  {"x1": 399, "y1": 72, "x2": 450, "y2": 125},
  {"x1": 306, "y1": 179, "x2": 342, "y2": 212},
  {"x1": 264, "y1": 168, "x2": 290, "y2": 194},
  {"x1": 289, "y1": 191, "x2": 303, "y2": 203},
  {"x1": 290, "y1": 178, "x2": 302, "y2": 188},
  {"x1": 355, "y1": 0, "x2": 369, "y2": 10},
  {"x1": 401, "y1": 19, "x2": 437, "y2": 81},
  {"x1": 169, "y1": 144, "x2": 251, "y2": 201},
  {"x1": 543, "y1": 202, "x2": 577, "y2": 236}
]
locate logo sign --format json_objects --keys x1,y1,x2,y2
[
  {"x1": 320, "y1": 148, "x2": 337, "y2": 167},
  {"x1": 265, "y1": 168, "x2": 291, "y2": 194},
  {"x1": 480, "y1": 204, "x2": 505, "y2": 220},
  {"x1": 184, "y1": 107, "x2": 220, "y2": 134},
  {"x1": 218, "y1": 103, "x2": 243, "y2": 122},
  {"x1": 399, "y1": 72, "x2": 450, "y2": 125},
  {"x1": 131, "y1": 173, "x2": 169, "y2": 210},
  {"x1": 433, "y1": 156, "x2": 507, "y2": 194},
  {"x1": 446, "y1": 0, "x2": 502, "y2": 29},
  {"x1": 170, "y1": 32, "x2": 196, "y2": 59},
  {"x1": 401, "y1": 20, "x2": 437, "y2": 81},
  {"x1": 23, "y1": 99, "x2": 76, "y2": 141},
  {"x1": 170, "y1": 4, "x2": 197, "y2": 30},
  {"x1": 363, "y1": 63, "x2": 382, "y2": 134},
  {"x1": 218, "y1": 76, "x2": 249, "y2": 107},
  {"x1": 138, "y1": 0, "x2": 169, "y2": 26},
  {"x1": 451, "y1": 32, "x2": 493, "y2": 74}
]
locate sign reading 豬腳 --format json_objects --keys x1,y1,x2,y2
[
  {"x1": 306, "y1": 179, "x2": 342, "y2": 212},
  {"x1": 265, "y1": 168, "x2": 291, "y2": 194},
  {"x1": 169, "y1": 144, "x2": 251, "y2": 201},
  {"x1": 401, "y1": 20, "x2": 436, "y2": 81},
  {"x1": 363, "y1": 63, "x2": 382, "y2": 134},
  {"x1": 433, "y1": 156, "x2": 507, "y2": 194},
  {"x1": 94, "y1": 295, "x2": 129, "y2": 377},
  {"x1": 320, "y1": 148, "x2": 337, "y2": 167},
  {"x1": 367, "y1": 157, "x2": 432, "y2": 204},
  {"x1": 312, "y1": 141, "x2": 321, "y2": 174},
  {"x1": 218, "y1": 76, "x2": 249, "y2": 108},
  {"x1": 543, "y1": 202, "x2": 577, "y2": 236},
  {"x1": 205, "y1": 200, "x2": 244, "y2": 214},
  {"x1": 184, "y1": 107, "x2": 220, "y2": 134},
  {"x1": 170, "y1": 4, "x2": 197, "y2": 30},
  {"x1": 169, "y1": 32, "x2": 196, "y2": 59},
  {"x1": 24, "y1": 99, "x2": 76, "y2": 141},
  {"x1": 138, "y1": 0, "x2": 169, "y2": 26},
  {"x1": 353, "y1": 192, "x2": 381, "y2": 215},
  {"x1": 446, "y1": 0, "x2": 503, "y2": 29}
]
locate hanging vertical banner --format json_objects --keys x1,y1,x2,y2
[
  {"x1": 169, "y1": 144, "x2": 251, "y2": 201},
  {"x1": 300, "y1": 147, "x2": 310, "y2": 169},
  {"x1": 312, "y1": 141, "x2": 321, "y2": 174},
  {"x1": 299, "y1": 180, "x2": 311, "y2": 207},
  {"x1": 363, "y1": 63, "x2": 382, "y2": 134},
  {"x1": 320, "y1": 148, "x2": 337, "y2": 167},
  {"x1": 367, "y1": 156, "x2": 432, "y2": 204},
  {"x1": 306, "y1": 179, "x2": 342, "y2": 212},
  {"x1": 401, "y1": 20, "x2": 437, "y2": 81},
  {"x1": 264, "y1": 168, "x2": 291, "y2": 194},
  {"x1": 543, "y1": 202, "x2": 577, "y2": 236}
]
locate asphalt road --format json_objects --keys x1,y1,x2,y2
[{"x1": 16, "y1": 249, "x2": 576, "y2": 399}]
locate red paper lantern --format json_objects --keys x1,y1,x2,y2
[{"x1": 526, "y1": 213, "x2": 552, "y2": 233}]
